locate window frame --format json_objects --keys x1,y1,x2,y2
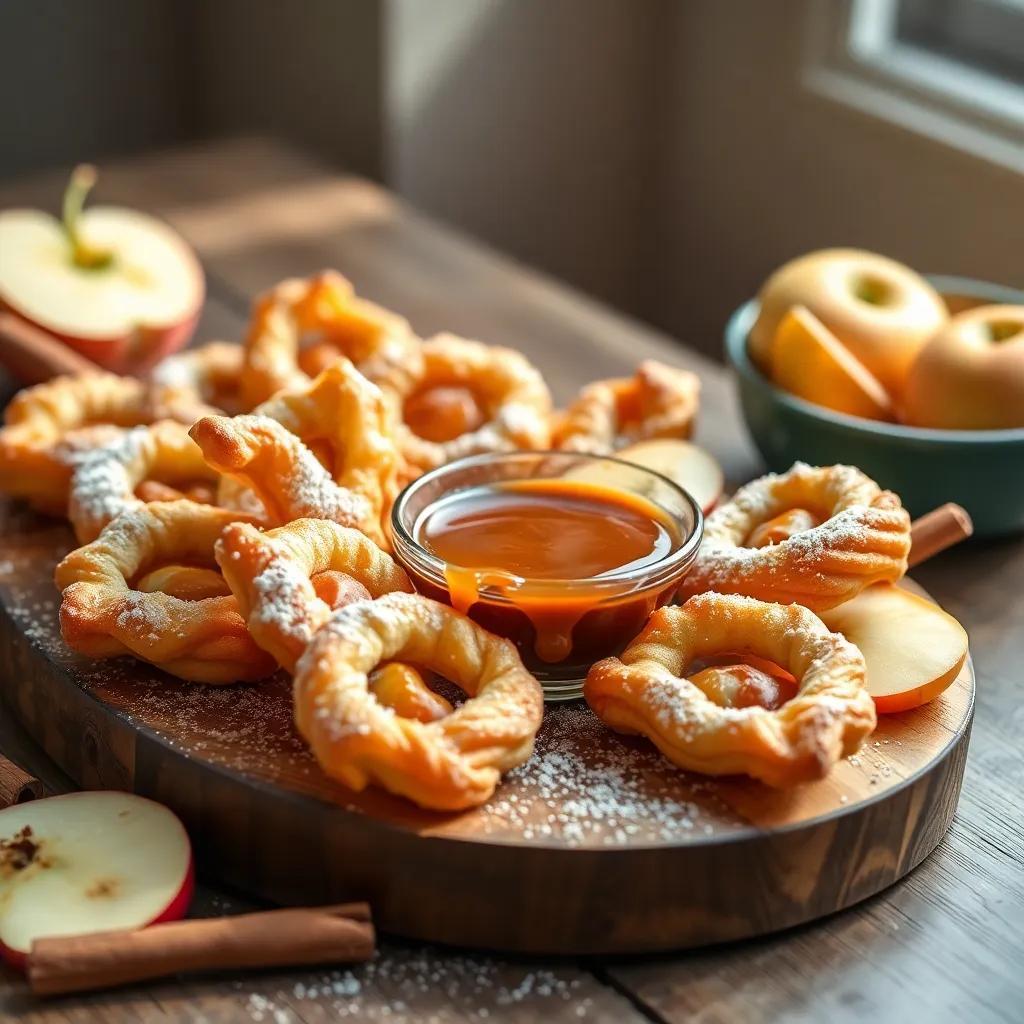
[{"x1": 804, "y1": 0, "x2": 1024, "y2": 175}]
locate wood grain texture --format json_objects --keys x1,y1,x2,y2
[
  {"x1": 0, "y1": 752, "x2": 45, "y2": 806},
  {"x1": 0, "y1": 139, "x2": 1020, "y2": 1021},
  {"x1": 0, "y1": 494, "x2": 974, "y2": 953}
]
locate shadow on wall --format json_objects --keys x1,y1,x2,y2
[
  {"x1": 0, "y1": 0, "x2": 1020, "y2": 362},
  {"x1": 385, "y1": 0, "x2": 1023, "y2": 358},
  {"x1": 658, "y1": 0, "x2": 1023, "y2": 358},
  {"x1": 384, "y1": 0, "x2": 670, "y2": 321}
]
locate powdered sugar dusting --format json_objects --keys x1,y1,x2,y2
[
  {"x1": 251, "y1": 556, "x2": 318, "y2": 646},
  {"x1": 477, "y1": 702, "x2": 734, "y2": 845},
  {"x1": 237, "y1": 948, "x2": 621, "y2": 1022},
  {"x1": 233, "y1": 415, "x2": 374, "y2": 529},
  {"x1": 69, "y1": 426, "x2": 149, "y2": 529},
  {"x1": 0, "y1": 498, "x2": 901, "y2": 855},
  {"x1": 701, "y1": 462, "x2": 878, "y2": 561}
]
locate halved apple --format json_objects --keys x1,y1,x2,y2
[
  {"x1": 770, "y1": 306, "x2": 894, "y2": 421},
  {"x1": 603, "y1": 439, "x2": 724, "y2": 513},
  {"x1": 820, "y1": 584, "x2": 968, "y2": 713},
  {"x1": 0, "y1": 791, "x2": 194, "y2": 969},
  {"x1": 0, "y1": 166, "x2": 203, "y2": 374}
]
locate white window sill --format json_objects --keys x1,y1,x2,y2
[{"x1": 804, "y1": 0, "x2": 1024, "y2": 177}]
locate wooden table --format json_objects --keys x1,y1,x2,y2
[{"x1": 0, "y1": 138, "x2": 1021, "y2": 1024}]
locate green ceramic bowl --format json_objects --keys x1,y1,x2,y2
[{"x1": 725, "y1": 276, "x2": 1024, "y2": 537}]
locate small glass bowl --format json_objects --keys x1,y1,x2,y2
[{"x1": 391, "y1": 451, "x2": 704, "y2": 701}]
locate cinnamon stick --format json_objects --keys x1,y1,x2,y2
[
  {"x1": 0, "y1": 753, "x2": 45, "y2": 808},
  {"x1": 27, "y1": 902, "x2": 375, "y2": 996},
  {"x1": 0, "y1": 312, "x2": 98, "y2": 384},
  {"x1": 909, "y1": 503, "x2": 974, "y2": 568}
]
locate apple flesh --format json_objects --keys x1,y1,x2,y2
[
  {"x1": 820, "y1": 584, "x2": 968, "y2": 714},
  {"x1": 749, "y1": 248, "x2": 947, "y2": 397},
  {"x1": 604, "y1": 438, "x2": 724, "y2": 513},
  {"x1": 0, "y1": 791, "x2": 194, "y2": 969},
  {"x1": 770, "y1": 305, "x2": 895, "y2": 422},
  {"x1": 0, "y1": 166, "x2": 203, "y2": 374}
]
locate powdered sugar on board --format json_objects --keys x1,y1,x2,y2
[{"x1": 0, "y1": 497, "x2": 917, "y2": 847}]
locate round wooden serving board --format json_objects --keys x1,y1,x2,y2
[{"x1": 0, "y1": 500, "x2": 973, "y2": 955}]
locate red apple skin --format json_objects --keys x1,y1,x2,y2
[
  {"x1": 871, "y1": 654, "x2": 967, "y2": 714},
  {"x1": 0, "y1": 301, "x2": 201, "y2": 375},
  {"x1": 0, "y1": 842, "x2": 195, "y2": 971}
]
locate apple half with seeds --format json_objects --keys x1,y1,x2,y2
[{"x1": 0, "y1": 791, "x2": 194, "y2": 969}]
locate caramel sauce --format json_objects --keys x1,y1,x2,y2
[{"x1": 413, "y1": 479, "x2": 683, "y2": 669}]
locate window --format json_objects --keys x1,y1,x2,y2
[
  {"x1": 805, "y1": 0, "x2": 1024, "y2": 173},
  {"x1": 895, "y1": 0, "x2": 1024, "y2": 87}
]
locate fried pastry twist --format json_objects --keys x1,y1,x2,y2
[
  {"x1": 55, "y1": 501, "x2": 275, "y2": 683},
  {"x1": 585, "y1": 592, "x2": 875, "y2": 786},
  {"x1": 250, "y1": 360, "x2": 402, "y2": 516},
  {"x1": 678, "y1": 462, "x2": 911, "y2": 610},
  {"x1": 215, "y1": 517, "x2": 412, "y2": 672},
  {"x1": 150, "y1": 341, "x2": 248, "y2": 415},
  {"x1": 0, "y1": 372, "x2": 208, "y2": 514},
  {"x1": 553, "y1": 360, "x2": 700, "y2": 454},
  {"x1": 240, "y1": 271, "x2": 421, "y2": 408},
  {"x1": 293, "y1": 591, "x2": 544, "y2": 810},
  {"x1": 69, "y1": 420, "x2": 218, "y2": 542},
  {"x1": 191, "y1": 414, "x2": 387, "y2": 546},
  {"x1": 195, "y1": 360, "x2": 402, "y2": 542},
  {"x1": 397, "y1": 333, "x2": 552, "y2": 472}
]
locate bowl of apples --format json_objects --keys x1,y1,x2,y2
[{"x1": 725, "y1": 248, "x2": 1024, "y2": 536}]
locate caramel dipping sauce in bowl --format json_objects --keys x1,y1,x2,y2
[{"x1": 391, "y1": 451, "x2": 703, "y2": 701}]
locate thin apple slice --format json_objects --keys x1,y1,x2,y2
[
  {"x1": 820, "y1": 583, "x2": 968, "y2": 714},
  {"x1": 770, "y1": 306, "x2": 895, "y2": 421},
  {"x1": 564, "y1": 439, "x2": 723, "y2": 513},
  {"x1": 0, "y1": 791, "x2": 194, "y2": 969},
  {"x1": 615, "y1": 439, "x2": 724, "y2": 512}
]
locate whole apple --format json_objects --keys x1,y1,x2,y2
[{"x1": 902, "y1": 305, "x2": 1024, "y2": 429}]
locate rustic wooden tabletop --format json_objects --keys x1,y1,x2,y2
[{"x1": 0, "y1": 139, "x2": 1020, "y2": 1024}]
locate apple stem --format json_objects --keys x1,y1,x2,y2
[{"x1": 62, "y1": 164, "x2": 114, "y2": 271}]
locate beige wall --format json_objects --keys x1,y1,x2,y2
[
  {"x1": 3, "y1": 0, "x2": 1018, "y2": 359},
  {"x1": 195, "y1": 0, "x2": 386, "y2": 178},
  {"x1": 381, "y1": 0, "x2": 1022, "y2": 358},
  {"x1": 384, "y1": 0, "x2": 670, "y2": 315},
  {"x1": 657, "y1": 0, "x2": 1023, "y2": 355}
]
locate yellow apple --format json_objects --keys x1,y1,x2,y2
[
  {"x1": 902, "y1": 304, "x2": 1024, "y2": 429},
  {"x1": 770, "y1": 305, "x2": 894, "y2": 421},
  {"x1": 749, "y1": 248, "x2": 947, "y2": 396},
  {"x1": 820, "y1": 584, "x2": 967, "y2": 713}
]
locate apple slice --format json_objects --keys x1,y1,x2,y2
[
  {"x1": 618, "y1": 438, "x2": 724, "y2": 512},
  {"x1": 0, "y1": 165, "x2": 203, "y2": 374},
  {"x1": 770, "y1": 306, "x2": 895, "y2": 421},
  {"x1": 0, "y1": 791, "x2": 194, "y2": 969},
  {"x1": 561, "y1": 439, "x2": 723, "y2": 513},
  {"x1": 820, "y1": 584, "x2": 968, "y2": 713}
]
